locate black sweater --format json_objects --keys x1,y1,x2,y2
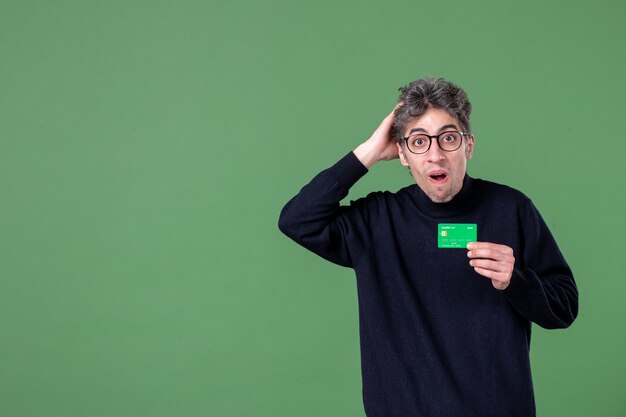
[{"x1": 278, "y1": 152, "x2": 578, "y2": 417}]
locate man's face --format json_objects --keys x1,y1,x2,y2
[{"x1": 396, "y1": 107, "x2": 474, "y2": 203}]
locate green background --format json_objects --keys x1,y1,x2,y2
[{"x1": 1, "y1": 0, "x2": 625, "y2": 416}]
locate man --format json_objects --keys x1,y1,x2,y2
[{"x1": 278, "y1": 77, "x2": 578, "y2": 416}]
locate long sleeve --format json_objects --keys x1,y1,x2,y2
[
  {"x1": 279, "y1": 166, "x2": 577, "y2": 414},
  {"x1": 278, "y1": 152, "x2": 374, "y2": 268},
  {"x1": 504, "y1": 200, "x2": 579, "y2": 329}
]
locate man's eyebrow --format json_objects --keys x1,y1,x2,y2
[{"x1": 407, "y1": 124, "x2": 460, "y2": 135}]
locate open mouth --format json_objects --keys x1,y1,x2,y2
[{"x1": 429, "y1": 173, "x2": 448, "y2": 184}]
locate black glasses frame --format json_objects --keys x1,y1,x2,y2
[{"x1": 402, "y1": 131, "x2": 469, "y2": 155}]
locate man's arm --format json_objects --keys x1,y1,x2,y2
[
  {"x1": 467, "y1": 203, "x2": 578, "y2": 329},
  {"x1": 353, "y1": 106, "x2": 402, "y2": 168},
  {"x1": 278, "y1": 106, "x2": 400, "y2": 267}
]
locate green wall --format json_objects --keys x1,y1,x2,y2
[{"x1": 1, "y1": 0, "x2": 625, "y2": 416}]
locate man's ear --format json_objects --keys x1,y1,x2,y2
[
  {"x1": 397, "y1": 143, "x2": 409, "y2": 166},
  {"x1": 466, "y1": 135, "x2": 475, "y2": 160}
]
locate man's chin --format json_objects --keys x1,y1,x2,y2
[
  {"x1": 425, "y1": 187, "x2": 455, "y2": 203},
  {"x1": 415, "y1": 179, "x2": 459, "y2": 203},
  {"x1": 428, "y1": 193, "x2": 454, "y2": 203}
]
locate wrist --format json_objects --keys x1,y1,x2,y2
[{"x1": 353, "y1": 142, "x2": 379, "y2": 169}]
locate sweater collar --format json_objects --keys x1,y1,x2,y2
[{"x1": 409, "y1": 174, "x2": 479, "y2": 218}]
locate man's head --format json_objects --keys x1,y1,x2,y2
[{"x1": 392, "y1": 77, "x2": 474, "y2": 203}]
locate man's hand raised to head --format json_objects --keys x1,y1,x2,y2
[
  {"x1": 353, "y1": 104, "x2": 402, "y2": 169},
  {"x1": 467, "y1": 242, "x2": 515, "y2": 290}
]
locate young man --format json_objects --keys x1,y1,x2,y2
[{"x1": 278, "y1": 77, "x2": 578, "y2": 416}]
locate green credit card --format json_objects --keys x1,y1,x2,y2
[{"x1": 438, "y1": 224, "x2": 477, "y2": 248}]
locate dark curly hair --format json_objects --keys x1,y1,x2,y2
[{"x1": 391, "y1": 77, "x2": 472, "y2": 143}]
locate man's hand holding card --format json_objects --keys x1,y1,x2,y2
[{"x1": 466, "y1": 242, "x2": 515, "y2": 290}]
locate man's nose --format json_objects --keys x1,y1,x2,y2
[{"x1": 426, "y1": 139, "x2": 445, "y2": 161}]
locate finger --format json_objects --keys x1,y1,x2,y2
[
  {"x1": 467, "y1": 248, "x2": 500, "y2": 260},
  {"x1": 470, "y1": 242, "x2": 514, "y2": 255},
  {"x1": 467, "y1": 241, "x2": 511, "y2": 251},
  {"x1": 466, "y1": 241, "x2": 514, "y2": 254},
  {"x1": 467, "y1": 248, "x2": 514, "y2": 261},
  {"x1": 472, "y1": 266, "x2": 509, "y2": 282},
  {"x1": 378, "y1": 110, "x2": 396, "y2": 129},
  {"x1": 472, "y1": 267, "x2": 510, "y2": 290},
  {"x1": 382, "y1": 102, "x2": 403, "y2": 123},
  {"x1": 469, "y1": 259, "x2": 507, "y2": 272}
]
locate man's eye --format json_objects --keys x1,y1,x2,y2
[{"x1": 442, "y1": 135, "x2": 455, "y2": 142}]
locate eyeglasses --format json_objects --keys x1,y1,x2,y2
[{"x1": 402, "y1": 131, "x2": 469, "y2": 155}]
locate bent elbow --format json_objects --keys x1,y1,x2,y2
[
  {"x1": 278, "y1": 215, "x2": 292, "y2": 238},
  {"x1": 278, "y1": 205, "x2": 299, "y2": 240},
  {"x1": 561, "y1": 284, "x2": 579, "y2": 328},
  {"x1": 560, "y1": 300, "x2": 579, "y2": 329},
  {"x1": 541, "y1": 293, "x2": 579, "y2": 330}
]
